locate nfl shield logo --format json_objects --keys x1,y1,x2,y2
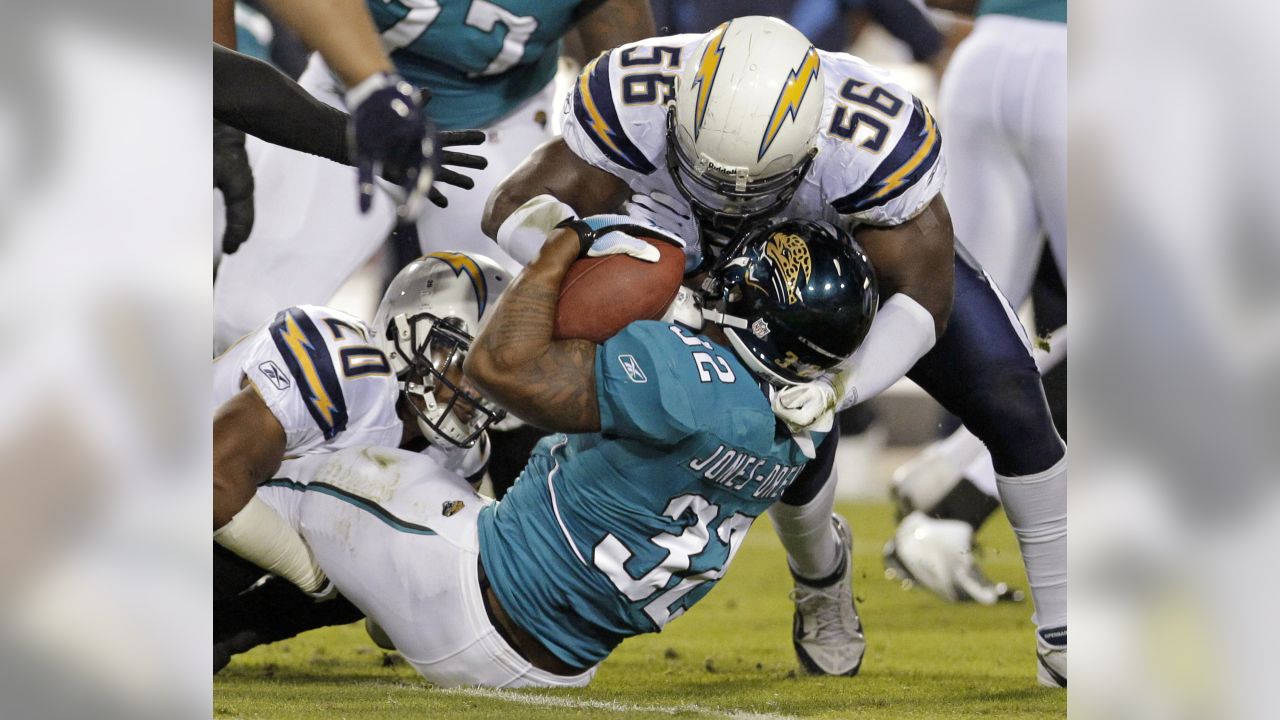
[{"x1": 751, "y1": 318, "x2": 771, "y2": 339}]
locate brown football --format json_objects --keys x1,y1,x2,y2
[{"x1": 552, "y1": 234, "x2": 686, "y2": 344}]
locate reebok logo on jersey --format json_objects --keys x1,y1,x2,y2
[
  {"x1": 618, "y1": 354, "x2": 648, "y2": 383},
  {"x1": 258, "y1": 361, "x2": 291, "y2": 390}
]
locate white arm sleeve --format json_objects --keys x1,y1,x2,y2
[
  {"x1": 833, "y1": 293, "x2": 938, "y2": 410},
  {"x1": 494, "y1": 194, "x2": 578, "y2": 267},
  {"x1": 214, "y1": 495, "x2": 327, "y2": 593}
]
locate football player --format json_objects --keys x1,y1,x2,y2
[
  {"x1": 484, "y1": 16, "x2": 1066, "y2": 685},
  {"x1": 247, "y1": 217, "x2": 878, "y2": 687},
  {"x1": 885, "y1": 0, "x2": 1067, "y2": 616},
  {"x1": 213, "y1": 252, "x2": 508, "y2": 667},
  {"x1": 213, "y1": 0, "x2": 658, "y2": 353}
]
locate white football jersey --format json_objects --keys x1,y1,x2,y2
[
  {"x1": 213, "y1": 305, "x2": 403, "y2": 456},
  {"x1": 561, "y1": 33, "x2": 945, "y2": 242}
]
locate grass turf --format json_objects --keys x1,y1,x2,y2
[{"x1": 214, "y1": 500, "x2": 1065, "y2": 719}]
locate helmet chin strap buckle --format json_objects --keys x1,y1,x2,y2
[{"x1": 701, "y1": 306, "x2": 748, "y2": 330}]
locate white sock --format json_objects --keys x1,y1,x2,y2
[
  {"x1": 769, "y1": 476, "x2": 841, "y2": 582},
  {"x1": 997, "y1": 454, "x2": 1067, "y2": 628}
]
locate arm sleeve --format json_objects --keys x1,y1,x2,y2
[
  {"x1": 833, "y1": 293, "x2": 937, "y2": 409},
  {"x1": 831, "y1": 96, "x2": 946, "y2": 227},
  {"x1": 213, "y1": 43, "x2": 351, "y2": 166},
  {"x1": 595, "y1": 324, "x2": 697, "y2": 445}
]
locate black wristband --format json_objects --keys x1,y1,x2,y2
[{"x1": 554, "y1": 217, "x2": 597, "y2": 258}]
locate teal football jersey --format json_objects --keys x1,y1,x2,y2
[
  {"x1": 978, "y1": 0, "x2": 1066, "y2": 23},
  {"x1": 476, "y1": 321, "x2": 821, "y2": 668},
  {"x1": 368, "y1": 0, "x2": 583, "y2": 129}
]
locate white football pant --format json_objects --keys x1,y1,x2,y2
[
  {"x1": 259, "y1": 449, "x2": 596, "y2": 688},
  {"x1": 939, "y1": 14, "x2": 1066, "y2": 309}
]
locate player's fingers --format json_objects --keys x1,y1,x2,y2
[
  {"x1": 221, "y1": 197, "x2": 255, "y2": 254},
  {"x1": 438, "y1": 129, "x2": 486, "y2": 147},
  {"x1": 439, "y1": 150, "x2": 488, "y2": 171},
  {"x1": 356, "y1": 161, "x2": 376, "y2": 213},
  {"x1": 427, "y1": 186, "x2": 448, "y2": 208},
  {"x1": 434, "y1": 167, "x2": 475, "y2": 191}
]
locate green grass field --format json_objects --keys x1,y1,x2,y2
[{"x1": 214, "y1": 500, "x2": 1065, "y2": 719}]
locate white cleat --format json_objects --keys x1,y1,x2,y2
[
  {"x1": 790, "y1": 514, "x2": 866, "y2": 676},
  {"x1": 1036, "y1": 625, "x2": 1067, "y2": 687},
  {"x1": 883, "y1": 511, "x2": 1023, "y2": 605}
]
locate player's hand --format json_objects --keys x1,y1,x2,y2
[
  {"x1": 345, "y1": 72, "x2": 436, "y2": 221},
  {"x1": 563, "y1": 214, "x2": 685, "y2": 263},
  {"x1": 213, "y1": 120, "x2": 254, "y2": 254},
  {"x1": 623, "y1": 191, "x2": 703, "y2": 272},
  {"x1": 428, "y1": 130, "x2": 489, "y2": 209},
  {"x1": 623, "y1": 191, "x2": 697, "y2": 245},
  {"x1": 771, "y1": 377, "x2": 838, "y2": 433}
]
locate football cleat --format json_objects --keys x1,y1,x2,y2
[
  {"x1": 1036, "y1": 625, "x2": 1067, "y2": 687},
  {"x1": 790, "y1": 514, "x2": 866, "y2": 676},
  {"x1": 883, "y1": 511, "x2": 1024, "y2": 605}
]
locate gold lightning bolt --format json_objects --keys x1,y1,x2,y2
[
  {"x1": 692, "y1": 23, "x2": 729, "y2": 139},
  {"x1": 871, "y1": 106, "x2": 939, "y2": 200},
  {"x1": 759, "y1": 48, "x2": 821, "y2": 161},
  {"x1": 279, "y1": 312, "x2": 338, "y2": 428},
  {"x1": 578, "y1": 54, "x2": 624, "y2": 156}
]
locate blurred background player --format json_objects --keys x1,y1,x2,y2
[
  {"x1": 884, "y1": 0, "x2": 1066, "y2": 613},
  {"x1": 212, "y1": 0, "x2": 658, "y2": 354},
  {"x1": 484, "y1": 16, "x2": 1065, "y2": 685},
  {"x1": 213, "y1": 252, "x2": 509, "y2": 670}
]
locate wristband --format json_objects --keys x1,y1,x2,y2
[{"x1": 554, "y1": 217, "x2": 600, "y2": 257}]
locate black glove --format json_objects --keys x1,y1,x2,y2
[
  {"x1": 428, "y1": 129, "x2": 488, "y2": 209},
  {"x1": 213, "y1": 120, "x2": 254, "y2": 254}
]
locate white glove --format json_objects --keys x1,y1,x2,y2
[
  {"x1": 576, "y1": 214, "x2": 683, "y2": 263},
  {"x1": 622, "y1": 191, "x2": 703, "y2": 272},
  {"x1": 771, "y1": 377, "x2": 838, "y2": 434}
]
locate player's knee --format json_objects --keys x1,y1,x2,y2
[{"x1": 957, "y1": 367, "x2": 1063, "y2": 477}]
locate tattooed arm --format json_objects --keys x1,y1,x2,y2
[{"x1": 464, "y1": 229, "x2": 602, "y2": 433}]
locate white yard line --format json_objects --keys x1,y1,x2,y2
[{"x1": 436, "y1": 685, "x2": 798, "y2": 720}]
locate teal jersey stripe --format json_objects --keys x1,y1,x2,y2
[
  {"x1": 262, "y1": 478, "x2": 437, "y2": 536},
  {"x1": 978, "y1": 0, "x2": 1066, "y2": 23}
]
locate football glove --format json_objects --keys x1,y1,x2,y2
[
  {"x1": 771, "y1": 376, "x2": 838, "y2": 434},
  {"x1": 213, "y1": 119, "x2": 254, "y2": 254},
  {"x1": 557, "y1": 214, "x2": 685, "y2": 263},
  {"x1": 346, "y1": 72, "x2": 437, "y2": 221}
]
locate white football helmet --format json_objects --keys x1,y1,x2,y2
[
  {"x1": 668, "y1": 17, "x2": 825, "y2": 243},
  {"x1": 371, "y1": 252, "x2": 511, "y2": 448}
]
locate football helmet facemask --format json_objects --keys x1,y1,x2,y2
[
  {"x1": 372, "y1": 252, "x2": 511, "y2": 447},
  {"x1": 706, "y1": 219, "x2": 879, "y2": 386},
  {"x1": 667, "y1": 17, "x2": 825, "y2": 242}
]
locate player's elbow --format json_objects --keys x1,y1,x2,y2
[
  {"x1": 481, "y1": 176, "x2": 526, "y2": 239},
  {"x1": 463, "y1": 345, "x2": 504, "y2": 398}
]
